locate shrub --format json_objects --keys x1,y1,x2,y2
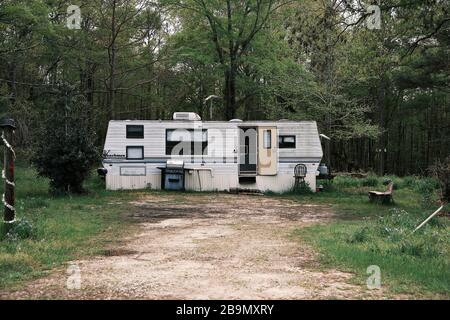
[
  {"x1": 361, "y1": 176, "x2": 379, "y2": 187},
  {"x1": 428, "y1": 156, "x2": 450, "y2": 202},
  {"x1": 4, "y1": 218, "x2": 34, "y2": 241},
  {"x1": 333, "y1": 176, "x2": 361, "y2": 188},
  {"x1": 376, "y1": 208, "x2": 418, "y2": 239},
  {"x1": 401, "y1": 176, "x2": 418, "y2": 188},
  {"x1": 414, "y1": 177, "x2": 439, "y2": 192},
  {"x1": 347, "y1": 227, "x2": 371, "y2": 243},
  {"x1": 31, "y1": 85, "x2": 99, "y2": 194},
  {"x1": 292, "y1": 182, "x2": 314, "y2": 195},
  {"x1": 414, "y1": 178, "x2": 439, "y2": 208},
  {"x1": 396, "y1": 239, "x2": 440, "y2": 258},
  {"x1": 317, "y1": 179, "x2": 334, "y2": 192}
]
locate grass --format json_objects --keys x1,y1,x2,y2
[
  {"x1": 284, "y1": 175, "x2": 450, "y2": 297},
  {"x1": 0, "y1": 165, "x2": 139, "y2": 290},
  {"x1": 1, "y1": 166, "x2": 448, "y2": 298}
]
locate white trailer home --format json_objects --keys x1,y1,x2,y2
[{"x1": 101, "y1": 113, "x2": 324, "y2": 192}]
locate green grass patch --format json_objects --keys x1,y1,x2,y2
[
  {"x1": 0, "y1": 166, "x2": 139, "y2": 290},
  {"x1": 287, "y1": 175, "x2": 449, "y2": 297}
]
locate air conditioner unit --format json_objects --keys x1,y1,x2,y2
[{"x1": 173, "y1": 112, "x2": 201, "y2": 121}]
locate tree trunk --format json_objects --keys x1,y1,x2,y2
[
  {"x1": 377, "y1": 76, "x2": 387, "y2": 175},
  {"x1": 107, "y1": 0, "x2": 117, "y2": 120},
  {"x1": 224, "y1": 66, "x2": 236, "y2": 120},
  {"x1": 8, "y1": 59, "x2": 17, "y2": 107}
]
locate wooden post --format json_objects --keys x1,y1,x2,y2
[{"x1": 0, "y1": 118, "x2": 16, "y2": 224}]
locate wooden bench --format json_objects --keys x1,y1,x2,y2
[{"x1": 369, "y1": 181, "x2": 394, "y2": 204}]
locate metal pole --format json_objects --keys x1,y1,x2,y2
[
  {"x1": 204, "y1": 95, "x2": 220, "y2": 121},
  {"x1": 412, "y1": 205, "x2": 444, "y2": 234},
  {"x1": 0, "y1": 118, "x2": 16, "y2": 225},
  {"x1": 210, "y1": 100, "x2": 213, "y2": 120}
]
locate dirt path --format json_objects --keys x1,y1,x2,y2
[{"x1": 1, "y1": 193, "x2": 386, "y2": 299}]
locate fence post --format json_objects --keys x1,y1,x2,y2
[{"x1": 0, "y1": 118, "x2": 16, "y2": 227}]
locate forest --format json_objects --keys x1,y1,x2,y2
[
  {"x1": 0, "y1": 0, "x2": 449, "y2": 176},
  {"x1": 0, "y1": 0, "x2": 450, "y2": 300}
]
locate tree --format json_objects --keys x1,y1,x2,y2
[
  {"x1": 429, "y1": 156, "x2": 450, "y2": 202},
  {"x1": 165, "y1": 0, "x2": 284, "y2": 119},
  {"x1": 0, "y1": 0, "x2": 447, "y2": 177},
  {"x1": 31, "y1": 85, "x2": 99, "y2": 194},
  {"x1": 96, "y1": 0, "x2": 162, "y2": 119}
]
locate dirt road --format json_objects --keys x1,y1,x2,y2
[{"x1": 1, "y1": 193, "x2": 385, "y2": 299}]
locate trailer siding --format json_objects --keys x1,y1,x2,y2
[{"x1": 103, "y1": 120, "x2": 323, "y2": 192}]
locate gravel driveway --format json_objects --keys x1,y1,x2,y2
[{"x1": 1, "y1": 193, "x2": 386, "y2": 299}]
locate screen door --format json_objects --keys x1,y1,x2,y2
[{"x1": 257, "y1": 127, "x2": 277, "y2": 175}]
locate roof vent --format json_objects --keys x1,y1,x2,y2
[
  {"x1": 173, "y1": 112, "x2": 201, "y2": 121},
  {"x1": 229, "y1": 119, "x2": 243, "y2": 122}
]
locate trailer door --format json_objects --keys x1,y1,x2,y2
[
  {"x1": 239, "y1": 127, "x2": 257, "y2": 176},
  {"x1": 257, "y1": 127, "x2": 277, "y2": 175}
]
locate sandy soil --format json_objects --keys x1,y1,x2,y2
[{"x1": 1, "y1": 193, "x2": 388, "y2": 299}]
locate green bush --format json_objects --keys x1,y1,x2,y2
[
  {"x1": 347, "y1": 227, "x2": 371, "y2": 243},
  {"x1": 31, "y1": 86, "x2": 99, "y2": 194},
  {"x1": 396, "y1": 239, "x2": 440, "y2": 258},
  {"x1": 401, "y1": 176, "x2": 418, "y2": 188},
  {"x1": 361, "y1": 176, "x2": 379, "y2": 187},
  {"x1": 3, "y1": 218, "x2": 34, "y2": 241},
  {"x1": 413, "y1": 177, "x2": 439, "y2": 192},
  {"x1": 377, "y1": 208, "x2": 418, "y2": 235},
  {"x1": 317, "y1": 179, "x2": 334, "y2": 192},
  {"x1": 414, "y1": 178, "x2": 439, "y2": 208},
  {"x1": 292, "y1": 182, "x2": 314, "y2": 194},
  {"x1": 333, "y1": 175, "x2": 380, "y2": 189},
  {"x1": 333, "y1": 176, "x2": 361, "y2": 188}
]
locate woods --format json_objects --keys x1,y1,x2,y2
[
  {"x1": 1, "y1": 1, "x2": 450, "y2": 301},
  {"x1": 0, "y1": 0, "x2": 449, "y2": 176}
]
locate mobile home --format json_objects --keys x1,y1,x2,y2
[{"x1": 101, "y1": 113, "x2": 324, "y2": 192}]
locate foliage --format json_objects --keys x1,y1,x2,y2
[
  {"x1": 429, "y1": 156, "x2": 450, "y2": 202},
  {"x1": 2, "y1": 218, "x2": 34, "y2": 241},
  {"x1": 0, "y1": 0, "x2": 448, "y2": 175},
  {"x1": 415, "y1": 179, "x2": 439, "y2": 208},
  {"x1": 347, "y1": 227, "x2": 371, "y2": 244},
  {"x1": 292, "y1": 182, "x2": 314, "y2": 195},
  {"x1": 30, "y1": 86, "x2": 99, "y2": 194}
]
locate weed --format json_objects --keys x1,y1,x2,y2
[
  {"x1": 4, "y1": 218, "x2": 34, "y2": 241},
  {"x1": 347, "y1": 227, "x2": 371, "y2": 243},
  {"x1": 292, "y1": 182, "x2": 314, "y2": 194},
  {"x1": 362, "y1": 176, "x2": 379, "y2": 187},
  {"x1": 395, "y1": 239, "x2": 441, "y2": 258}
]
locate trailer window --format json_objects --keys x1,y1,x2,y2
[
  {"x1": 263, "y1": 130, "x2": 271, "y2": 149},
  {"x1": 126, "y1": 146, "x2": 144, "y2": 160},
  {"x1": 126, "y1": 125, "x2": 144, "y2": 139},
  {"x1": 279, "y1": 135, "x2": 296, "y2": 149},
  {"x1": 166, "y1": 129, "x2": 208, "y2": 155}
]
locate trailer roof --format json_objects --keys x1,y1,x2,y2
[{"x1": 109, "y1": 120, "x2": 317, "y2": 124}]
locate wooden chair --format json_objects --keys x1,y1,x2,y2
[
  {"x1": 294, "y1": 164, "x2": 307, "y2": 189},
  {"x1": 369, "y1": 181, "x2": 394, "y2": 204}
]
